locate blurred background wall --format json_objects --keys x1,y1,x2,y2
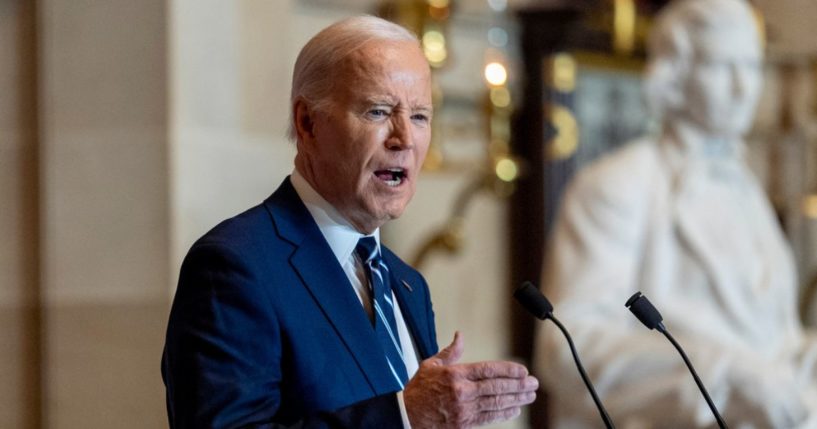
[{"x1": 3, "y1": 0, "x2": 817, "y2": 428}]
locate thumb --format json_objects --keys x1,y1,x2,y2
[{"x1": 430, "y1": 331, "x2": 464, "y2": 367}]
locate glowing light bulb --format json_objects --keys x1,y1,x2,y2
[
  {"x1": 423, "y1": 31, "x2": 448, "y2": 65},
  {"x1": 495, "y1": 158, "x2": 518, "y2": 182},
  {"x1": 484, "y1": 62, "x2": 507, "y2": 86},
  {"x1": 488, "y1": 27, "x2": 508, "y2": 47},
  {"x1": 490, "y1": 87, "x2": 511, "y2": 108}
]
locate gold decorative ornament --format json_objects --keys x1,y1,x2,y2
[{"x1": 546, "y1": 104, "x2": 579, "y2": 160}]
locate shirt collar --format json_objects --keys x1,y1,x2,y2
[{"x1": 290, "y1": 169, "x2": 380, "y2": 265}]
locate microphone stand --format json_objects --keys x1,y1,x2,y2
[
  {"x1": 549, "y1": 314, "x2": 616, "y2": 429},
  {"x1": 656, "y1": 323, "x2": 727, "y2": 429},
  {"x1": 626, "y1": 292, "x2": 728, "y2": 429},
  {"x1": 514, "y1": 282, "x2": 616, "y2": 429}
]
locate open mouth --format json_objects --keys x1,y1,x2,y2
[{"x1": 374, "y1": 168, "x2": 407, "y2": 187}]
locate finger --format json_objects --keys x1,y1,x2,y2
[
  {"x1": 473, "y1": 375, "x2": 539, "y2": 396},
  {"x1": 476, "y1": 391, "x2": 537, "y2": 411},
  {"x1": 430, "y1": 331, "x2": 464, "y2": 367},
  {"x1": 461, "y1": 360, "x2": 529, "y2": 380},
  {"x1": 471, "y1": 407, "x2": 522, "y2": 426}
]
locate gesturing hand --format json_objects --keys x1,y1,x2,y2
[{"x1": 404, "y1": 332, "x2": 538, "y2": 428}]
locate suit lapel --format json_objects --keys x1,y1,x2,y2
[
  {"x1": 672, "y1": 175, "x2": 760, "y2": 332},
  {"x1": 264, "y1": 178, "x2": 403, "y2": 395},
  {"x1": 673, "y1": 183, "x2": 720, "y2": 283},
  {"x1": 660, "y1": 141, "x2": 739, "y2": 302},
  {"x1": 383, "y1": 250, "x2": 434, "y2": 359}
]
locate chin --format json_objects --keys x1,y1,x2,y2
[
  {"x1": 718, "y1": 123, "x2": 751, "y2": 138},
  {"x1": 724, "y1": 111, "x2": 756, "y2": 136},
  {"x1": 353, "y1": 201, "x2": 408, "y2": 231},
  {"x1": 383, "y1": 205, "x2": 408, "y2": 221},
  {"x1": 703, "y1": 116, "x2": 752, "y2": 139},
  {"x1": 379, "y1": 202, "x2": 409, "y2": 222}
]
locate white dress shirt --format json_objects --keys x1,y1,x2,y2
[{"x1": 290, "y1": 170, "x2": 420, "y2": 427}]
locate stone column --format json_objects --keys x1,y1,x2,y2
[
  {"x1": 38, "y1": 0, "x2": 169, "y2": 426},
  {"x1": 0, "y1": 1, "x2": 41, "y2": 427}
]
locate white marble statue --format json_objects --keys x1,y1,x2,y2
[{"x1": 535, "y1": 0, "x2": 817, "y2": 427}]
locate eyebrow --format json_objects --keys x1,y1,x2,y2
[
  {"x1": 360, "y1": 93, "x2": 396, "y2": 104},
  {"x1": 413, "y1": 106, "x2": 433, "y2": 115},
  {"x1": 361, "y1": 97, "x2": 433, "y2": 112}
]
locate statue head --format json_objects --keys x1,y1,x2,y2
[{"x1": 643, "y1": 0, "x2": 763, "y2": 139}]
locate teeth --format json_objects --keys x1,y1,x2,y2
[
  {"x1": 375, "y1": 168, "x2": 406, "y2": 187},
  {"x1": 381, "y1": 168, "x2": 404, "y2": 187},
  {"x1": 384, "y1": 176, "x2": 402, "y2": 187}
]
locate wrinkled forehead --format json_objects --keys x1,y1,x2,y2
[
  {"x1": 342, "y1": 40, "x2": 428, "y2": 76},
  {"x1": 334, "y1": 40, "x2": 432, "y2": 101}
]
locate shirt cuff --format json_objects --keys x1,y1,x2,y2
[{"x1": 396, "y1": 391, "x2": 412, "y2": 428}]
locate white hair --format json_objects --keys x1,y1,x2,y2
[
  {"x1": 287, "y1": 15, "x2": 419, "y2": 141},
  {"x1": 643, "y1": 0, "x2": 760, "y2": 117}
]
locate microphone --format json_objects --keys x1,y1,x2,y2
[
  {"x1": 514, "y1": 282, "x2": 616, "y2": 429},
  {"x1": 625, "y1": 292, "x2": 729, "y2": 429}
]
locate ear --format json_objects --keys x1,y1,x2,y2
[{"x1": 293, "y1": 98, "x2": 317, "y2": 145}]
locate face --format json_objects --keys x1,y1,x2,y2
[
  {"x1": 678, "y1": 23, "x2": 762, "y2": 138},
  {"x1": 295, "y1": 40, "x2": 433, "y2": 233}
]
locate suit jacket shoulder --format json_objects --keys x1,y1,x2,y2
[{"x1": 569, "y1": 139, "x2": 662, "y2": 208}]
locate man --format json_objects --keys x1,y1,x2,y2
[
  {"x1": 163, "y1": 15, "x2": 538, "y2": 428},
  {"x1": 536, "y1": 0, "x2": 817, "y2": 428}
]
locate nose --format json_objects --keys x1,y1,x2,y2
[{"x1": 386, "y1": 113, "x2": 414, "y2": 151}]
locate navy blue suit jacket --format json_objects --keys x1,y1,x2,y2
[{"x1": 162, "y1": 177, "x2": 439, "y2": 428}]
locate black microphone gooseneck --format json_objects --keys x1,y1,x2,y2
[
  {"x1": 514, "y1": 282, "x2": 616, "y2": 429},
  {"x1": 625, "y1": 292, "x2": 729, "y2": 429}
]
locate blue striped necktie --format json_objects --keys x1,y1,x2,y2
[{"x1": 355, "y1": 237, "x2": 409, "y2": 389}]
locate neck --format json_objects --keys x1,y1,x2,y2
[
  {"x1": 292, "y1": 163, "x2": 381, "y2": 235},
  {"x1": 664, "y1": 118, "x2": 743, "y2": 159}
]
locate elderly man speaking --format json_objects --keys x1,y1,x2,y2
[{"x1": 162, "y1": 15, "x2": 538, "y2": 429}]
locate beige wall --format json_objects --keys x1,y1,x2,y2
[{"x1": 38, "y1": 0, "x2": 170, "y2": 426}]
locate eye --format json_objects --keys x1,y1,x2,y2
[
  {"x1": 367, "y1": 108, "x2": 390, "y2": 119},
  {"x1": 411, "y1": 113, "x2": 430, "y2": 124}
]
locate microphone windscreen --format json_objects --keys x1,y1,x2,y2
[
  {"x1": 514, "y1": 281, "x2": 553, "y2": 320},
  {"x1": 625, "y1": 292, "x2": 664, "y2": 330}
]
